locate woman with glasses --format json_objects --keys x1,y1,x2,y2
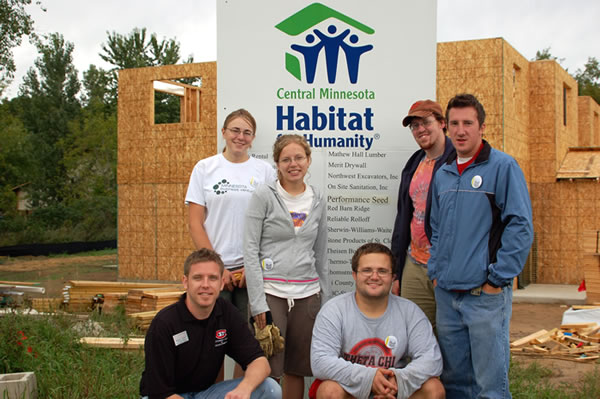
[
  {"x1": 244, "y1": 134, "x2": 329, "y2": 399},
  {"x1": 185, "y1": 109, "x2": 276, "y2": 376}
]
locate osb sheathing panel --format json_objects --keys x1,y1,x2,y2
[
  {"x1": 583, "y1": 230, "x2": 600, "y2": 255},
  {"x1": 555, "y1": 66, "x2": 579, "y2": 172},
  {"x1": 437, "y1": 39, "x2": 503, "y2": 117},
  {"x1": 557, "y1": 148, "x2": 600, "y2": 179},
  {"x1": 583, "y1": 231, "x2": 600, "y2": 302},
  {"x1": 117, "y1": 62, "x2": 217, "y2": 281},
  {"x1": 529, "y1": 62, "x2": 557, "y2": 172},
  {"x1": 531, "y1": 180, "x2": 600, "y2": 284},
  {"x1": 502, "y1": 41, "x2": 530, "y2": 176},
  {"x1": 578, "y1": 96, "x2": 600, "y2": 146}
]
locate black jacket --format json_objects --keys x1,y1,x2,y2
[{"x1": 391, "y1": 136, "x2": 454, "y2": 283}]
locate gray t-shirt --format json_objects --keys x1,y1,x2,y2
[{"x1": 310, "y1": 292, "x2": 442, "y2": 398}]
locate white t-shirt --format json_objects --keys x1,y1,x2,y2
[
  {"x1": 276, "y1": 180, "x2": 314, "y2": 233},
  {"x1": 185, "y1": 153, "x2": 276, "y2": 268}
]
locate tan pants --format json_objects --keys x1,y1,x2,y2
[{"x1": 401, "y1": 256, "x2": 437, "y2": 332}]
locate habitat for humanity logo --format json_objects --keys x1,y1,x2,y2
[{"x1": 275, "y1": 3, "x2": 374, "y2": 84}]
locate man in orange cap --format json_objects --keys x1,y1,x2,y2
[{"x1": 391, "y1": 99, "x2": 454, "y2": 330}]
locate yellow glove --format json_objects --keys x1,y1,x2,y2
[
  {"x1": 253, "y1": 322, "x2": 274, "y2": 358},
  {"x1": 270, "y1": 324, "x2": 285, "y2": 355}
]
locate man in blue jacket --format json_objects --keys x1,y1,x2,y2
[
  {"x1": 391, "y1": 99, "x2": 454, "y2": 330},
  {"x1": 428, "y1": 94, "x2": 533, "y2": 398}
]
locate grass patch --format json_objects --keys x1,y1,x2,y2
[
  {"x1": 0, "y1": 309, "x2": 144, "y2": 398},
  {"x1": 510, "y1": 358, "x2": 600, "y2": 398}
]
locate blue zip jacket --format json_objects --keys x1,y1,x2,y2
[{"x1": 428, "y1": 140, "x2": 534, "y2": 290}]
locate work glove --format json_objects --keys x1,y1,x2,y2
[{"x1": 252, "y1": 312, "x2": 285, "y2": 358}]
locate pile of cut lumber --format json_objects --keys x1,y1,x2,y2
[
  {"x1": 128, "y1": 310, "x2": 159, "y2": 330},
  {"x1": 511, "y1": 321, "x2": 600, "y2": 362},
  {"x1": 125, "y1": 286, "x2": 183, "y2": 314},
  {"x1": 102, "y1": 292, "x2": 128, "y2": 313},
  {"x1": 141, "y1": 290, "x2": 184, "y2": 312},
  {"x1": 63, "y1": 280, "x2": 181, "y2": 312},
  {"x1": 31, "y1": 297, "x2": 64, "y2": 312},
  {"x1": 125, "y1": 288, "x2": 185, "y2": 330}
]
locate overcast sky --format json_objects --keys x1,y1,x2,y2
[{"x1": 4, "y1": 0, "x2": 598, "y2": 98}]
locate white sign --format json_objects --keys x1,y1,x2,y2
[{"x1": 217, "y1": 0, "x2": 437, "y2": 295}]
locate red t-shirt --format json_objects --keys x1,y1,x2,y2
[
  {"x1": 409, "y1": 157, "x2": 436, "y2": 264},
  {"x1": 457, "y1": 142, "x2": 484, "y2": 175}
]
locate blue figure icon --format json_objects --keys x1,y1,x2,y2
[
  {"x1": 313, "y1": 24, "x2": 350, "y2": 84},
  {"x1": 291, "y1": 33, "x2": 324, "y2": 84},
  {"x1": 340, "y1": 34, "x2": 373, "y2": 84}
]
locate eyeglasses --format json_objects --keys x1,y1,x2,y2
[
  {"x1": 409, "y1": 119, "x2": 435, "y2": 132},
  {"x1": 226, "y1": 127, "x2": 254, "y2": 138},
  {"x1": 357, "y1": 268, "x2": 392, "y2": 277},
  {"x1": 278, "y1": 155, "x2": 307, "y2": 165}
]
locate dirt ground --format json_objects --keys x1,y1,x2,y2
[
  {"x1": 0, "y1": 254, "x2": 118, "y2": 298},
  {"x1": 1, "y1": 254, "x2": 598, "y2": 386},
  {"x1": 510, "y1": 303, "x2": 599, "y2": 386}
]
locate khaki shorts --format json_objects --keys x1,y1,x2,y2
[
  {"x1": 401, "y1": 256, "x2": 436, "y2": 331},
  {"x1": 265, "y1": 293, "x2": 321, "y2": 377}
]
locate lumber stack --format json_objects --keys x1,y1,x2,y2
[
  {"x1": 31, "y1": 297, "x2": 64, "y2": 312},
  {"x1": 126, "y1": 288, "x2": 184, "y2": 329},
  {"x1": 126, "y1": 286, "x2": 183, "y2": 314},
  {"x1": 128, "y1": 310, "x2": 159, "y2": 330},
  {"x1": 63, "y1": 280, "x2": 181, "y2": 312},
  {"x1": 583, "y1": 230, "x2": 600, "y2": 303},
  {"x1": 511, "y1": 322, "x2": 600, "y2": 362},
  {"x1": 102, "y1": 292, "x2": 128, "y2": 313},
  {"x1": 141, "y1": 290, "x2": 184, "y2": 312}
]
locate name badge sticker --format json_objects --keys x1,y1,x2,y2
[
  {"x1": 385, "y1": 335, "x2": 398, "y2": 349},
  {"x1": 173, "y1": 330, "x2": 189, "y2": 346},
  {"x1": 261, "y1": 258, "x2": 274, "y2": 271}
]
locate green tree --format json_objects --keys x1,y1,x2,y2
[
  {"x1": 81, "y1": 64, "x2": 113, "y2": 110},
  {"x1": 59, "y1": 102, "x2": 117, "y2": 240},
  {"x1": 533, "y1": 47, "x2": 565, "y2": 65},
  {"x1": 0, "y1": 0, "x2": 44, "y2": 96},
  {"x1": 18, "y1": 32, "x2": 81, "y2": 208},
  {"x1": 100, "y1": 27, "x2": 185, "y2": 69},
  {"x1": 0, "y1": 103, "x2": 33, "y2": 216},
  {"x1": 574, "y1": 57, "x2": 600, "y2": 105}
]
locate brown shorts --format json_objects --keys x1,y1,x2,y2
[{"x1": 265, "y1": 293, "x2": 321, "y2": 377}]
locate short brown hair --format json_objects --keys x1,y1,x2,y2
[
  {"x1": 351, "y1": 243, "x2": 396, "y2": 274},
  {"x1": 445, "y1": 93, "x2": 486, "y2": 126},
  {"x1": 183, "y1": 248, "x2": 225, "y2": 276}
]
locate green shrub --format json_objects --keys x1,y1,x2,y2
[{"x1": 0, "y1": 312, "x2": 144, "y2": 398}]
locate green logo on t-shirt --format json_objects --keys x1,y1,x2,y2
[{"x1": 213, "y1": 179, "x2": 229, "y2": 195}]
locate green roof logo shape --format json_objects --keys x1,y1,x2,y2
[{"x1": 275, "y1": 3, "x2": 375, "y2": 84}]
